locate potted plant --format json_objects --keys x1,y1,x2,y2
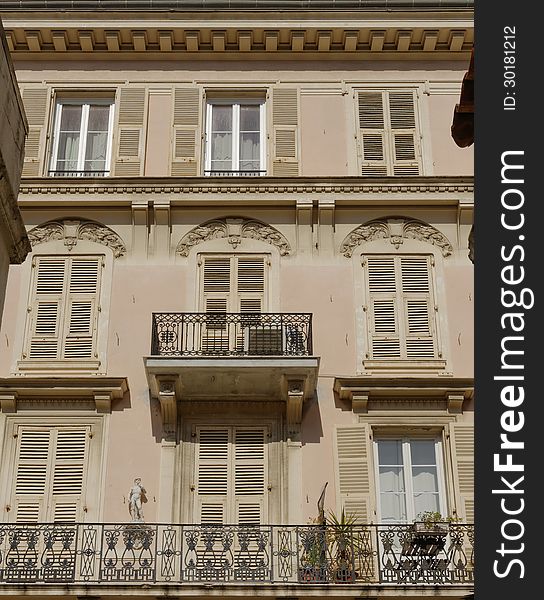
[
  {"x1": 406, "y1": 511, "x2": 457, "y2": 557},
  {"x1": 326, "y1": 509, "x2": 363, "y2": 583},
  {"x1": 298, "y1": 518, "x2": 329, "y2": 583}
]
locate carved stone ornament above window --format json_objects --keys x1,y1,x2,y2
[
  {"x1": 340, "y1": 217, "x2": 453, "y2": 258},
  {"x1": 27, "y1": 219, "x2": 126, "y2": 258},
  {"x1": 176, "y1": 217, "x2": 291, "y2": 256}
]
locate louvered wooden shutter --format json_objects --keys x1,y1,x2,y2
[
  {"x1": 365, "y1": 255, "x2": 436, "y2": 360},
  {"x1": 201, "y1": 257, "x2": 231, "y2": 353},
  {"x1": 400, "y1": 256, "x2": 435, "y2": 359},
  {"x1": 21, "y1": 87, "x2": 51, "y2": 177},
  {"x1": 357, "y1": 92, "x2": 388, "y2": 177},
  {"x1": 63, "y1": 257, "x2": 101, "y2": 360},
  {"x1": 26, "y1": 256, "x2": 102, "y2": 362},
  {"x1": 271, "y1": 88, "x2": 299, "y2": 176},
  {"x1": 357, "y1": 90, "x2": 421, "y2": 176},
  {"x1": 237, "y1": 257, "x2": 265, "y2": 313},
  {"x1": 234, "y1": 428, "x2": 266, "y2": 525},
  {"x1": 171, "y1": 87, "x2": 202, "y2": 176},
  {"x1": 113, "y1": 86, "x2": 147, "y2": 176},
  {"x1": 334, "y1": 425, "x2": 375, "y2": 523},
  {"x1": 28, "y1": 257, "x2": 66, "y2": 360},
  {"x1": 195, "y1": 427, "x2": 266, "y2": 525},
  {"x1": 450, "y1": 423, "x2": 474, "y2": 523},
  {"x1": 196, "y1": 428, "x2": 229, "y2": 524},
  {"x1": 12, "y1": 426, "x2": 89, "y2": 523}
]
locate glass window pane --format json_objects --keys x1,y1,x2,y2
[
  {"x1": 378, "y1": 440, "x2": 403, "y2": 465},
  {"x1": 56, "y1": 132, "x2": 80, "y2": 171},
  {"x1": 85, "y1": 132, "x2": 108, "y2": 164},
  {"x1": 210, "y1": 160, "x2": 232, "y2": 172},
  {"x1": 59, "y1": 104, "x2": 82, "y2": 132},
  {"x1": 410, "y1": 440, "x2": 437, "y2": 465},
  {"x1": 212, "y1": 105, "x2": 233, "y2": 132},
  {"x1": 380, "y1": 493, "x2": 407, "y2": 522},
  {"x1": 240, "y1": 132, "x2": 260, "y2": 161},
  {"x1": 87, "y1": 105, "x2": 110, "y2": 133},
  {"x1": 412, "y1": 466, "x2": 439, "y2": 493},
  {"x1": 240, "y1": 105, "x2": 260, "y2": 131},
  {"x1": 211, "y1": 132, "x2": 232, "y2": 164},
  {"x1": 414, "y1": 493, "x2": 440, "y2": 518},
  {"x1": 379, "y1": 466, "x2": 405, "y2": 493}
]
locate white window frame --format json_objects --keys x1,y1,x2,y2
[
  {"x1": 49, "y1": 99, "x2": 115, "y2": 176},
  {"x1": 373, "y1": 436, "x2": 447, "y2": 524},
  {"x1": 204, "y1": 100, "x2": 266, "y2": 176}
]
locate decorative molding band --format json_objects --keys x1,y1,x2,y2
[
  {"x1": 340, "y1": 216, "x2": 453, "y2": 257},
  {"x1": 176, "y1": 217, "x2": 291, "y2": 256},
  {"x1": 18, "y1": 177, "x2": 475, "y2": 198},
  {"x1": 28, "y1": 218, "x2": 127, "y2": 257}
]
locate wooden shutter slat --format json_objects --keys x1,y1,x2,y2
[{"x1": 335, "y1": 425, "x2": 374, "y2": 523}]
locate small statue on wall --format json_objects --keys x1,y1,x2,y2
[{"x1": 128, "y1": 478, "x2": 147, "y2": 523}]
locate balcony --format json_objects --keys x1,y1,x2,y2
[
  {"x1": 0, "y1": 523, "x2": 473, "y2": 589},
  {"x1": 145, "y1": 313, "x2": 319, "y2": 436},
  {"x1": 204, "y1": 170, "x2": 266, "y2": 177},
  {"x1": 47, "y1": 170, "x2": 109, "y2": 177}
]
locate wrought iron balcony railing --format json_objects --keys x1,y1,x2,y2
[
  {"x1": 48, "y1": 170, "x2": 109, "y2": 177},
  {"x1": 0, "y1": 523, "x2": 474, "y2": 586},
  {"x1": 204, "y1": 170, "x2": 266, "y2": 177},
  {"x1": 151, "y1": 312, "x2": 312, "y2": 356}
]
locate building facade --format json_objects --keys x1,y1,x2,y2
[{"x1": 0, "y1": 1, "x2": 474, "y2": 598}]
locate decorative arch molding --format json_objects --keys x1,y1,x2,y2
[
  {"x1": 340, "y1": 217, "x2": 453, "y2": 258},
  {"x1": 27, "y1": 219, "x2": 127, "y2": 258},
  {"x1": 176, "y1": 217, "x2": 292, "y2": 257}
]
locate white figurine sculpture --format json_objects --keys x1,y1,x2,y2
[{"x1": 128, "y1": 478, "x2": 147, "y2": 523}]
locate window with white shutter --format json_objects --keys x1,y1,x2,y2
[
  {"x1": 23, "y1": 255, "x2": 103, "y2": 367},
  {"x1": 194, "y1": 426, "x2": 268, "y2": 525},
  {"x1": 374, "y1": 437, "x2": 446, "y2": 523},
  {"x1": 199, "y1": 254, "x2": 269, "y2": 354},
  {"x1": 357, "y1": 90, "x2": 422, "y2": 176},
  {"x1": 363, "y1": 255, "x2": 438, "y2": 361},
  {"x1": 11, "y1": 425, "x2": 90, "y2": 523},
  {"x1": 204, "y1": 100, "x2": 266, "y2": 176}
]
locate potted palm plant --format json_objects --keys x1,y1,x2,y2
[{"x1": 326, "y1": 509, "x2": 362, "y2": 583}]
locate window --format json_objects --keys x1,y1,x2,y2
[
  {"x1": 49, "y1": 99, "x2": 114, "y2": 176},
  {"x1": 23, "y1": 255, "x2": 103, "y2": 367},
  {"x1": 357, "y1": 90, "x2": 422, "y2": 176},
  {"x1": 363, "y1": 255, "x2": 438, "y2": 361},
  {"x1": 375, "y1": 437, "x2": 446, "y2": 523},
  {"x1": 205, "y1": 101, "x2": 266, "y2": 175},
  {"x1": 10, "y1": 425, "x2": 90, "y2": 522},
  {"x1": 194, "y1": 426, "x2": 268, "y2": 525},
  {"x1": 199, "y1": 254, "x2": 271, "y2": 354}
]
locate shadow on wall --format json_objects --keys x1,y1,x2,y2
[{"x1": 301, "y1": 390, "x2": 324, "y2": 444}]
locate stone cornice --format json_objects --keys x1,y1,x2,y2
[
  {"x1": 17, "y1": 176, "x2": 474, "y2": 208},
  {"x1": 4, "y1": 11, "x2": 473, "y2": 59},
  {"x1": 334, "y1": 376, "x2": 474, "y2": 413},
  {"x1": 0, "y1": 376, "x2": 129, "y2": 413}
]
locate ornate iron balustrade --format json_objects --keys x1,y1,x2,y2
[
  {"x1": 48, "y1": 170, "x2": 109, "y2": 177},
  {"x1": 151, "y1": 312, "x2": 312, "y2": 356},
  {"x1": 204, "y1": 170, "x2": 266, "y2": 177},
  {"x1": 0, "y1": 523, "x2": 473, "y2": 585}
]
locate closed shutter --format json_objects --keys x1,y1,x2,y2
[
  {"x1": 364, "y1": 255, "x2": 436, "y2": 360},
  {"x1": 388, "y1": 91, "x2": 421, "y2": 176},
  {"x1": 195, "y1": 426, "x2": 267, "y2": 524},
  {"x1": 271, "y1": 88, "x2": 299, "y2": 176},
  {"x1": 334, "y1": 425, "x2": 375, "y2": 523},
  {"x1": 450, "y1": 423, "x2": 474, "y2": 522},
  {"x1": 357, "y1": 92, "x2": 388, "y2": 177},
  {"x1": 12, "y1": 426, "x2": 89, "y2": 523},
  {"x1": 113, "y1": 87, "x2": 147, "y2": 176},
  {"x1": 200, "y1": 255, "x2": 267, "y2": 353},
  {"x1": 26, "y1": 256, "x2": 102, "y2": 362},
  {"x1": 357, "y1": 90, "x2": 421, "y2": 176},
  {"x1": 171, "y1": 87, "x2": 202, "y2": 176},
  {"x1": 21, "y1": 87, "x2": 51, "y2": 177}
]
